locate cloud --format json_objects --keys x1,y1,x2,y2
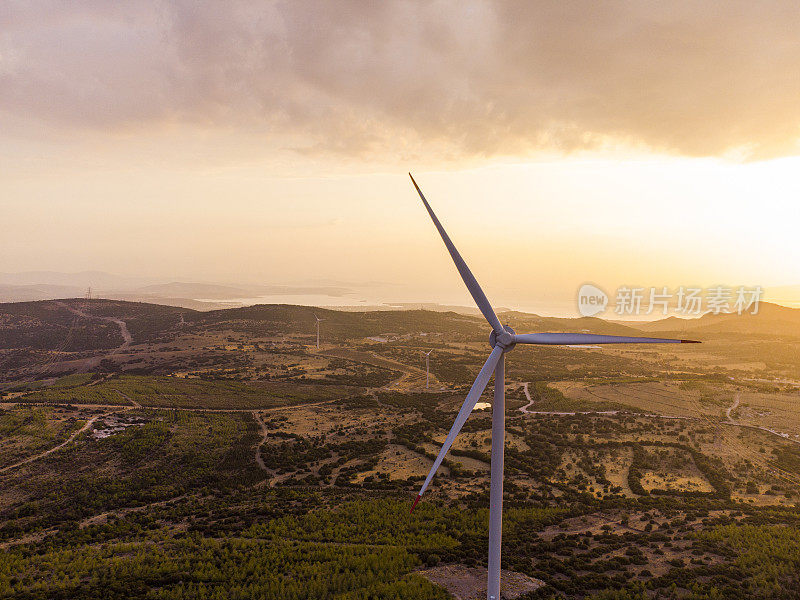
[{"x1": 2, "y1": 0, "x2": 800, "y2": 160}]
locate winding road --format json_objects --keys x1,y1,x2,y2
[
  {"x1": 252, "y1": 411, "x2": 272, "y2": 473},
  {"x1": 56, "y1": 301, "x2": 132, "y2": 347},
  {"x1": 0, "y1": 414, "x2": 104, "y2": 474},
  {"x1": 725, "y1": 393, "x2": 741, "y2": 422},
  {"x1": 54, "y1": 301, "x2": 132, "y2": 372},
  {"x1": 519, "y1": 382, "x2": 535, "y2": 412}
]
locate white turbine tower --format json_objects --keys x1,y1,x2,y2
[
  {"x1": 313, "y1": 313, "x2": 324, "y2": 349},
  {"x1": 422, "y1": 349, "x2": 433, "y2": 389},
  {"x1": 407, "y1": 173, "x2": 699, "y2": 600}
]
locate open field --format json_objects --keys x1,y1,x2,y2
[
  {"x1": 734, "y1": 388, "x2": 800, "y2": 436},
  {"x1": 0, "y1": 406, "x2": 87, "y2": 468},
  {"x1": 551, "y1": 380, "x2": 723, "y2": 418},
  {"x1": 19, "y1": 374, "x2": 357, "y2": 410}
]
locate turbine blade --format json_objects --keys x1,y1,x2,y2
[
  {"x1": 513, "y1": 333, "x2": 700, "y2": 345},
  {"x1": 409, "y1": 173, "x2": 503, "y2": 333},
  {"x1": 411, "y1": 345, "x2": 504, "y2": 512}
]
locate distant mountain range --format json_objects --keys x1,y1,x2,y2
[
  {"x1": 0, "y1": 272, "x2": 353, "y2": 310},
  {"x1": 2, "y1": 272, "x2": 799, "y2": 337},
  {"x1": 0, "y1": 271, "x2": 157, "y2": 290},
  {"x1": 137, "y1": 282, "x2": 352, "y2": 299},
  {"x1": 0, "y1": 271, "x2": 156, "y2": 303},
  {"x1": 636, "y1": 301, "x2": 800, "y2": 337},
  {"x1": 3, "y1": 297, "x2": 800, "y2": 353}
]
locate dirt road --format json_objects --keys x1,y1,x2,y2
[
  {"x1": 115, "y1": 389, "x2": 142, "y2": 408},
  {"x1": 54, "y1": 301, "x2": 132, "y2": 372},
  {"x1": 56, "y1": 301, "x2": 132, "y2": 347},
  {"x1": 252, "y1": 411, "x2": 272, "y2": 472},
  {"x1": 0, "y1": 414, "x2": 102, "y2": 474},
  {"x1": 726, "y1": 393, "x2": 741, "y2": 422},
  {"x1": 519, "y1": 382, "x2": 535, "y2": 412}
]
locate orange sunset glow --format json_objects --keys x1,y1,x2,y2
[{"x1": 3, "y1": 2, "x2": 800, "y2": 314}]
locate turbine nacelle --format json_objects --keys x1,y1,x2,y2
[{"x1": 489, "y1": 325, "x2": 516, "y2": 351}]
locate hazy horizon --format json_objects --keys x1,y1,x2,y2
[{"x1": 3, "y1": 268, "x2": 800, "y2": 321}]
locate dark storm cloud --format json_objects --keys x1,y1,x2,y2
[{"x1": 1, "y1": 0, "x2": 799, "y2": 158}]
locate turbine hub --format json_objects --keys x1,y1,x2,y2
[{"x1": 489, "y1": 325, "x2": 516, "y2": 351}]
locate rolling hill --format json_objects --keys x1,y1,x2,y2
[{"x1": 637, "y1": 302, "x2": 800, "y2": 338}]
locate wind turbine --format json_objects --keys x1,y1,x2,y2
[
  {"x1": 407, "y1": 173, "x2": 698, "y2": 600},
  {"x1": 313, "y1": 313, "x2": 324, "y2": 349},
  {"x1": 421, "y1": 349, "x2": 433, "y2": 389}
]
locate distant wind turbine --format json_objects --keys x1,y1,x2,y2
[
  {"x1": 313, "y1": 313, "x2": 324, "y2": 349},
  {"x1": 407, "y1": 173, "x2": 699, "y2": 600},
  {"x1": 421, "y1": 349, "x2": 433, "y2": 389}
]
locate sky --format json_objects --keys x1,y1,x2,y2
[{"x1": 3, "y1": 1, "x2": 800, "y2": 315}]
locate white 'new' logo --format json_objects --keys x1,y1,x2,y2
[{"x1": 577, "y1": 284, "x2": 608, "y2": 317}]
